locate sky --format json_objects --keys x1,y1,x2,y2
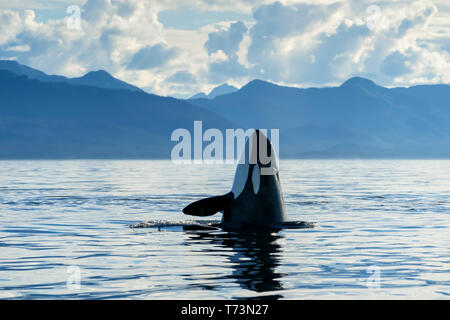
[{"x1": 0, "y1": 0, "x2": 449, "y2": 97}]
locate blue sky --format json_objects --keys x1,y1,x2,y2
[{"x1": 0, "y1": 0, "x2": 449, "y2": 97}]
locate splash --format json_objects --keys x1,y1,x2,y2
[{"x1": 129, "y1": 220, "x2": 317, "y2": 230}]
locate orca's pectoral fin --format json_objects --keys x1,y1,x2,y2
[{"x1": 182, "y1": 192, "x2": 233, "y2": 217}]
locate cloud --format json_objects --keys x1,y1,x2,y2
[
  {"x1": 166, "y1": 70, "x2": 197, "y2": 83},
  {"x1": 0, "y1": 10, "x2": 33, "y2": 46},
  {"x1": 127, "y1": 43, "x2": 180, "y2": 70},
  {"x1": 205, "y1": 21, "x2": 248, "y2": 58},
  {"x1": 0, "y1": 0, "x2": 448, "y2": 96},
  {"x1": 204, "y1": 20, "x2": 251, "y2": 83},
  {"x1": 236, "y1": 0, "x2": 449, "y2": 86},
  {"x1": 380, "y1": 51, "x2": 412, "y2": 77},
  {"x1": 208, "y1": 57, "x2": 250, "y2": 83}
]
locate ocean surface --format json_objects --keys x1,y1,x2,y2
[{"x1": 0, "y1": 160, "x2": 449, "y2": 299}]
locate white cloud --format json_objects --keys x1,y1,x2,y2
[
  {"x1": 205, "y1": 21, "x2": 248, "y2": 57},
  {"x1": 0, "y1": 10, "x2": 28, "y2": 46},
  {"x1": 0, "y1": 0, "x2": 448, "y2": 97},
  {"x1": 228, "y1": 0, "x2": 450, "y2": 87}
]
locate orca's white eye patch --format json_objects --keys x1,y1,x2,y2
[
  {"x1": 231, "y1": 162, "x2": 249, "y2": 198},
  {"x1": 252, "y1": 165, "x2": 260, "y2": 194}
]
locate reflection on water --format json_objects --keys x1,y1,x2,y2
[{"x1": 184, "y1": 228, "x2": 285, "y2": 299}]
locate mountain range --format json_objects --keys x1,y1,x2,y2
[
  {"x1": 1, "y1": 60, "x2": 449, "y2": 159},
  {"x1": 190, "y1": 83, "x2": 239, "y2": 100},
  {"x1": 189, "y1": 77, "x2": 450, "y2": 157},
  {"x1": 0, "y1": 66, "x2": 232, "y2": 159},
  {"x1": 0, "y1": 60, "x2": 142, "y2": 92}
]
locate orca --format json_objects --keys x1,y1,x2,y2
[{"x1": 183, "y1": 129, "x2": 287, "y2": 228}]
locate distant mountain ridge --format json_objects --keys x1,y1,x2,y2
[
  {"x1": 0, "y1": 69, "x2": 233, "y2": 159},
  {"x1": 190, "y1": 77, "x2": 450, "y2": 158},
  {"x1": 1, "y1": 60, "x2": 450, "y2": 159},
  {"x1": 190, "y1": 83, "x2": 239, "y2": 100},
  {"x1": 0, "y1": 60, "x2": 142, "y2": 92}
]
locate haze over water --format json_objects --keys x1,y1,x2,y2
[{"x1": 0, "y1": 160, "x2": 449, "y2": 299}]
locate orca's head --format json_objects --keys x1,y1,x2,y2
[{"x1": 230, "y1": 129, "x2": 280, "y2": 199}]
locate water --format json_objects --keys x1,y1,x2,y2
[{"x1": 0, "y1": 160, "x2": 449, "y2": 299}]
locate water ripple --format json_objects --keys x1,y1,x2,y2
[{"x1": 0, "y1": 159, "x2": 449, "y2": 299}]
